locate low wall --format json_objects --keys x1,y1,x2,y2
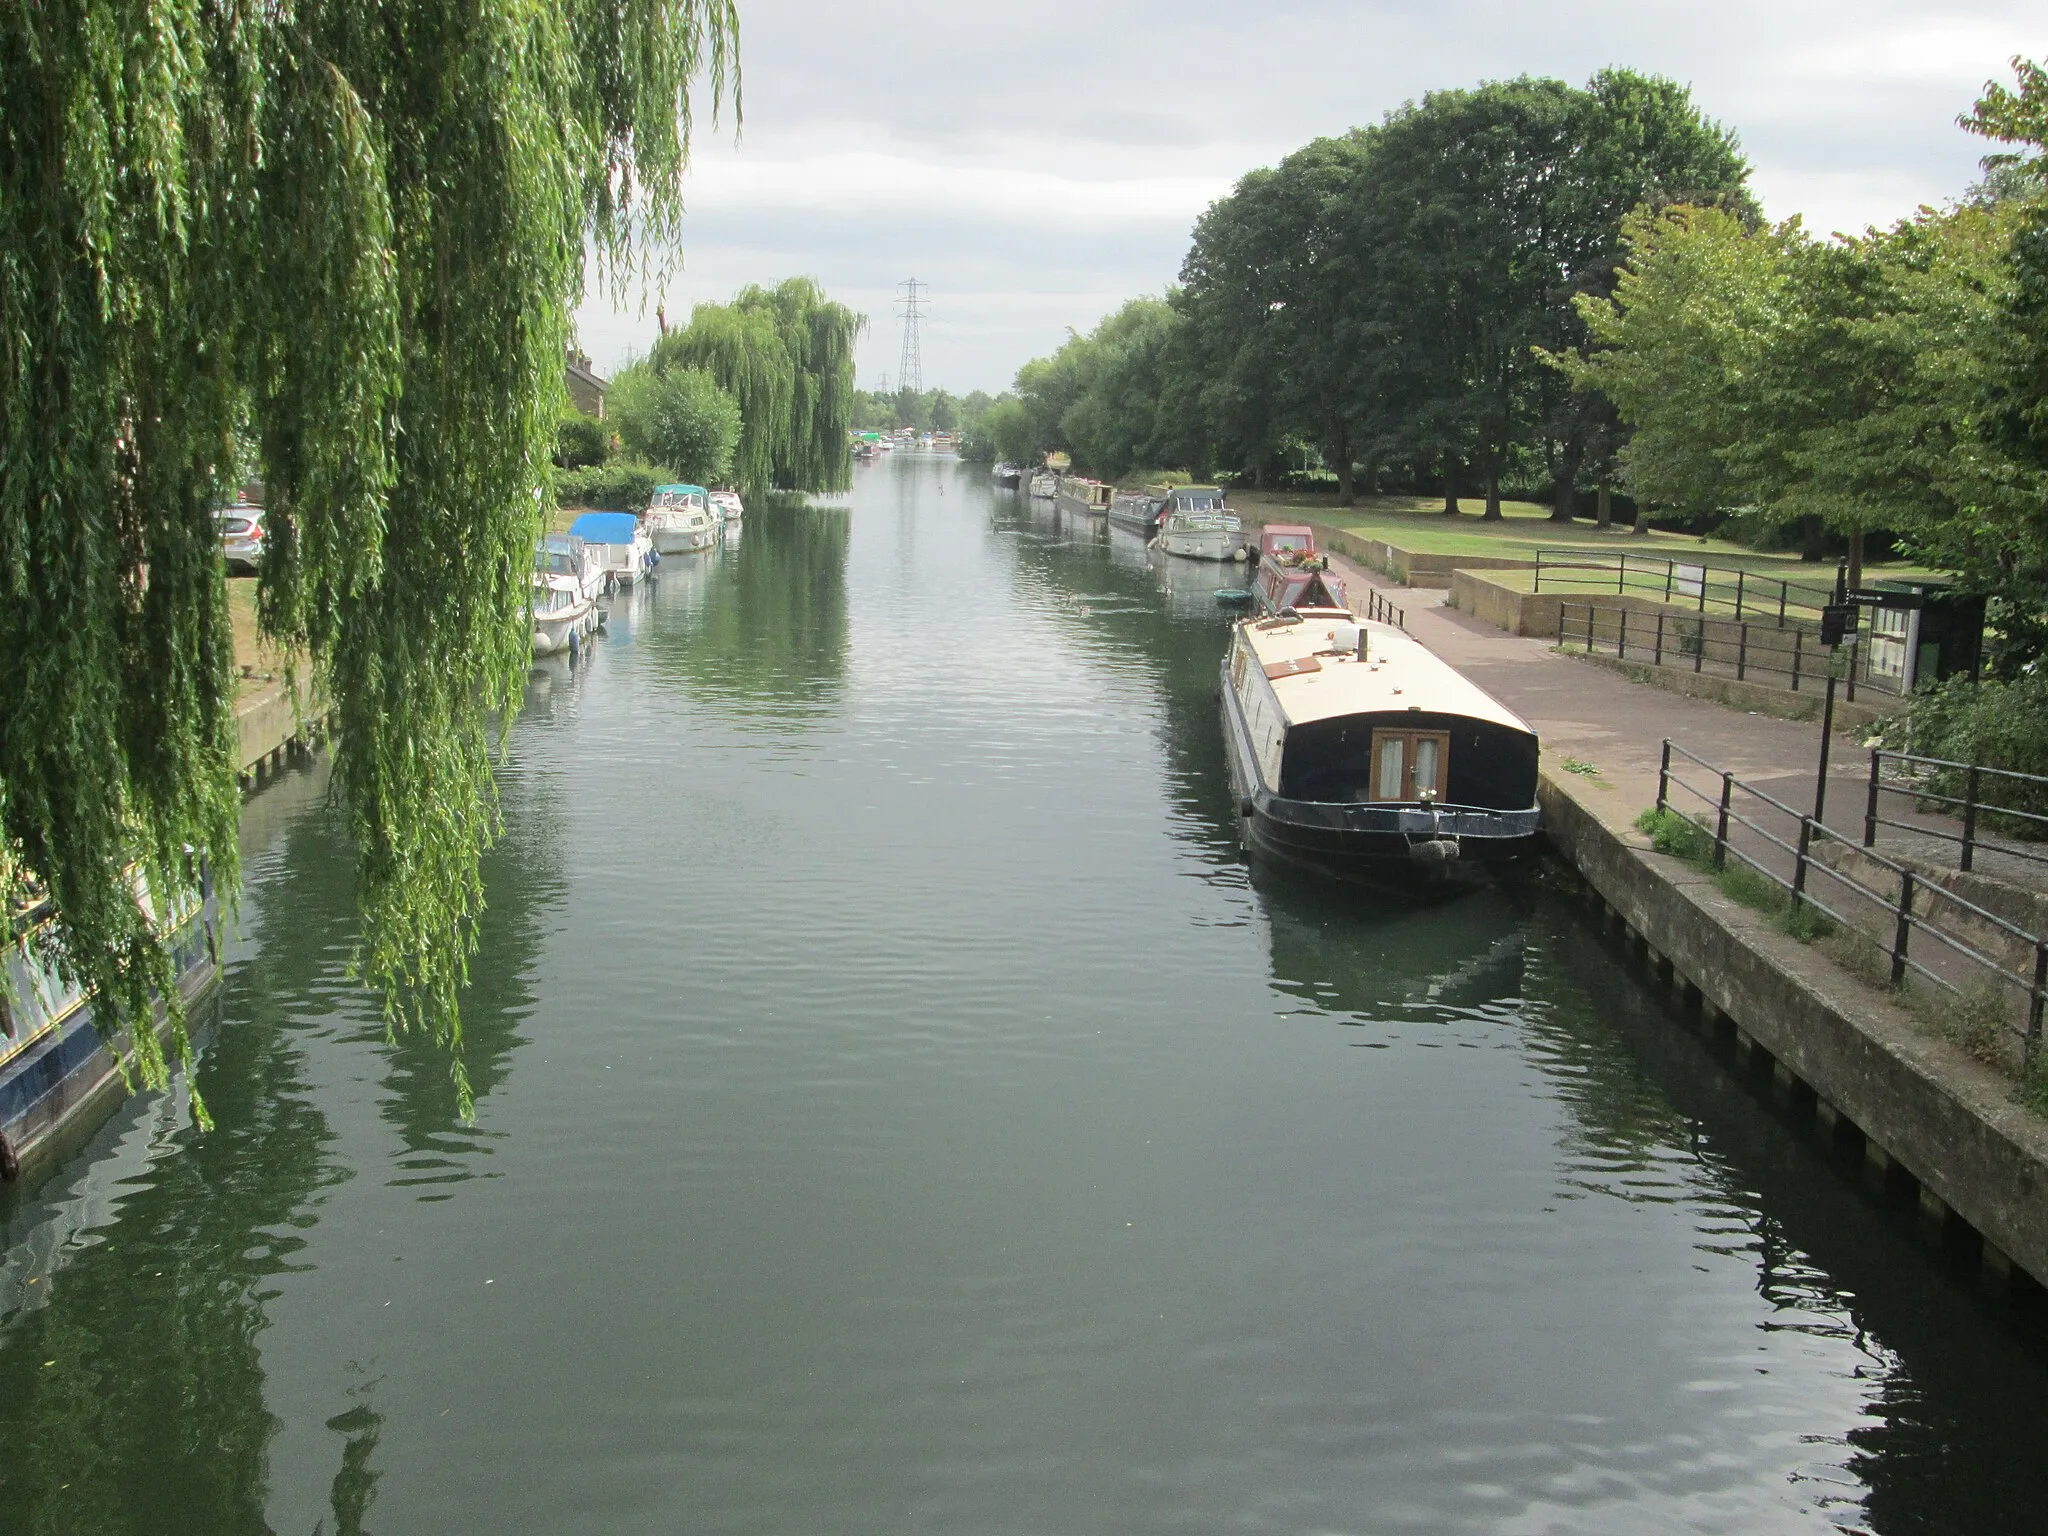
[
  {"x1": 234, "y1": 678, "x2": 332, "y2": 785},
  {"x1": 1541, "y1": 768, "x2": 2048, "y2": 1288},
  {"x1": 1449, "y1": 569, "x2": 1683, "y2": 638},
  {"x1": 1311, "y1": 527, "x2": 1531, "y2": 590},
  {"x1": 1568, "y1": 651, "x2": 1888, "y2": 734}
]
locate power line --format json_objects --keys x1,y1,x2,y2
[{"x1": 895, "y1": 278, "x2": 927, "y2": 398}]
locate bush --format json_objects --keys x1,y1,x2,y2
[
  {"x1": 553, "y1": 458, "x2": 671, "y2": 510},
  {"x1": 1635, "y1": 806, "x2": 1713, "y2": 861},
  {"x1": 607, "y1": 362, "x2": 741, "y2": 485},
  {"x1": 1873, "y1": 673, "x2": 2048, "y2": 835},
  {"x1": 554, "y1": 410, "x2": 608, "y2": 469}
]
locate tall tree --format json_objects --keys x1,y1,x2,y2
[
  {"x1": 1, "y1": 0, "x2": 738, "y2": 1110},
  {"x1": 657, "y1": 277, "x2": 863, "y2": 493},
  {"x1": 607, "y1": 361, "x2": 743, "y2": 485}
]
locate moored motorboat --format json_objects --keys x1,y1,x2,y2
[
  {"x1": 531, "y1": 572, "x2": 594, "y2": 656},
  {"x1": 568, "y1": 510, "x2": 656, "y2": 584},
  {"x1": 991, "y1": 462, "x2": 1023, "y2": 488},
  {"x1": 1054, "y1": 477, "x2": 1114, "y2": 517},
  {"x1": 1028, "y1": 470, "x2": 1057, "y2": 499},
  {"x1": 709, "y1": 489, "x2": 744, "y2": 521},
  {"x1": 538, "y1": 531, "x2": 610, "y2": 622},
  {"x1": 1221, "y1": 611, "x2": 1541, "y2": 886},
  {"x1": 644, "y1": 484, "x2": 718, "y2": 554},
  {"x1": 1158, "y1": 507, "x2": 1245, "y2": 561}
]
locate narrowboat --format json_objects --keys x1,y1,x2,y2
[
  {"x1": 1108, "y1": 487, "x2": 1169, "y2": 537},
  {"x1": 1055, "y1": 478, "x2": 1115, "y2": 518},
  {"x1": 1220, "y1": 612, "x2": 1542, "y2": 885},
  {"x1": 1, "y1": 874, "x2": 218, "y2": 1191},
  {"x1": 1252, "y1": 524, "x2": 1347, "y2": 616}
]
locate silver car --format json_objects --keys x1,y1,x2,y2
[{"x1": 215, "y1": 507, "x2": 266, "y2": 575}]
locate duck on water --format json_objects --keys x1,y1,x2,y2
[{"x1": 1220, "y1": 575, "x2": 1541, "y2": 886}]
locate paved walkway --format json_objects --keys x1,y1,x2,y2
[{"x1": 1328, "y1": 553, "x2": 1859, "y2": 841}]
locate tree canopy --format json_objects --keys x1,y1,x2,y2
[
  {"x1": 654, "y1": 278, "x2": 863, "y2": 494},
  {"x1": 997, "y1": 69, "x2": 1750, "y2": 509},
  {"x1": 606, "y1": 362, "x2": 743, "y2": 486},
  {"x1": 1, "y1": 0, "x2": 739, "y2": 1113}
]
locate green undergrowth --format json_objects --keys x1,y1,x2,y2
[{"x1": 1633, "y1": 807, "x2": 1837, "y2": 942}]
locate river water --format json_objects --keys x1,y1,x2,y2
[{"x1": 2, "y1": 452, "x2": 2045, "y2": 1534}]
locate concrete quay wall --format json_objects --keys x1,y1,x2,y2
[
  {"x1": 234, "y1": 677, "x2": 334, "y2": 791},
  {"x1": 1540, "y1": 767, "x2": 2048, "y2": 1290}
]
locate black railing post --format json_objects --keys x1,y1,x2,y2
[
  {"x1": 1791, "y1": 630, "x2": 1802, "y2": 692},
  {"x1": 1891, "y1": 871, "x2": 1915, "y2": 986},
  {"x1": 1694, "y1": 620, "x2": 1705, "y2": 674},
  {"x1": 1736, "y1": 569, "x2": 1746, "y2": 621},
  {"x1": 1714, "y1": 772, "x2": 1733, "y2": 870},
  {"x1": 1864, "y1": 750, "x2": 1881, "y2": 847},
  {"x1": 1778, "y1": 583, "x2": 1788, "y2": 624},
  {"x1": 1962, "y1": 765, "x2": 1981, "y2": 874},
  {"x1": 1619, "y1": 608, "x2": 1629, "y2": 660},
  {"x1": 1655, "y1": 612, "x2": 1665, "y2": 666},
  {"x1": 1794, "y1": 814, "x2": 1813, "y2": 899},
  {"x1": 1737, "y1": 622, "x2": 1748, "y2": 681},
  {"x1": 1657, "y1": 740, "x2": 1671, "y2": 814},
  {"x1": 2030, "y1": 941, "x2": 2047, "y2": 1076},
  {"x1": 1664, "y1": 561, "x2": 1674, "y2": 602},
  {"x1": 1533, "y1": 551, "x2": 1543, "y2": 594},
  {"x1": 1586, "y1": 603, "x2": 1595, "y2": 654}
]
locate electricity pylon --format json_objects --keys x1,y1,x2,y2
[{"x1": 895, "y1": 279, "x2": 927, "y2": 399}]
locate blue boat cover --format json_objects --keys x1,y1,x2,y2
[{"x1": 567, "y1": 511, "x2": 640, "y2": 545}]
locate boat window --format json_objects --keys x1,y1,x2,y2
[{"x1": 1369, "y1": 729, "x2": 1450, "y2": 802}]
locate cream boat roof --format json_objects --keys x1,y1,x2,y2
[{"x1": 1237, "y1": 616, "x2": 1534, "y2": 735}]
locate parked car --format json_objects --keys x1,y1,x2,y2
[{"x1": 215, "y1": 506, "x2": 266, "y2": 575}]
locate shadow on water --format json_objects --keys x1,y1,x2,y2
[{"x1": 1519, "y1": 899, "x2": 2048, "y2": 1533}]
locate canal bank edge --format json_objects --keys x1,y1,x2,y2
[{"x1": 1540, "y1": 761, "x2": 2048, "y2": 1290}]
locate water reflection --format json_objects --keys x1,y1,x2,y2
[{"x1": 634, "y1": 498, "x2": 850, "y2": 719}]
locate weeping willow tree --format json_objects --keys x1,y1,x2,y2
[
  {"x1": 0, "y1": 0, "x2": 738, "y2": 1116},
  {"x1": 653, "y1": 276, "x2": 861, "y2": 493}
]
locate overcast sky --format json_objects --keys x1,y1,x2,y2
[{"x1": 572, "y1": 0, "x2": 2045, "y2": 396}]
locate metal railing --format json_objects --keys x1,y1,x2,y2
[
  {"x1": 1865, "y1": 750, "x2": 2048, "y2": 873},
  {"x1": 1559, "y1": 601, "x2": 1906, "y2": 698},
  {"x1": 1656, "y1": 739, "x2": 2048, "y2": 1068},
  {"x1": 1362, "y1": 588, "x2": 1406, "y2": 630},
  {"x1": 1535, "y1": 550, "x2": 1837, "y2": 625}
]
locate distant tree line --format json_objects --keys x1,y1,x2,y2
[
  {"x1": 984, "y1": 69, "x2": 1753, "y2": 513},
  {"x1": 555, "y1": 277, "x2": 863, "y2": 505}
]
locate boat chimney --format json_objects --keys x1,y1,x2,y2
[{"x1": 1356, "y1": 625, "x2": 1368, "y2": 663}]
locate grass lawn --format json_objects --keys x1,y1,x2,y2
[{"x1": 1229, "y1": 490, "x2": 1939, "y2": 578}]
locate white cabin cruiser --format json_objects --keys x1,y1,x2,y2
[
  {"x1": 1158, "y1": 508, "x2": 1244, "y2": 561},
  {"x1": 644, "y1": 484, "x2": 718, "y2": 554},
  {"x1": 1028, "y1": 470, "x2": 1057, "y2": 499},
  {"x1": 531, "y1": 572, "x2": 594, "y2": 657},
  {"x1": 709, "y1": 489, "x2": 744, "y2": 521},
  {"x1": 567, "y1": 511, "x2": 656, "y2": 584},
  {"x1": 538, "y1": 531, "x2": 609, "y2": 616}
]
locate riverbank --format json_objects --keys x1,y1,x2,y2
[
  {"x1": 228, "y1": 579, "x2": 331, "y2": 788},
  {"x1": 1310, "y1": 544, "x2": 2048, "y2": 1291}
]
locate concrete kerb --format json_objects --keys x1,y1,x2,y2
[{"x1": 1542, "y1": 765, "x2": 2048, "y2": 1290}]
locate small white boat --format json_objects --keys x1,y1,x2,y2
[
  {"x1": 709, "y1": 489, "x2": 744, "y2": 521},
  {"x1": 531, "y1": 572, "x2": 594, "y2": 657},
  {"x1": 1028, "y1": 471, "x2": 1057, "y2": 499},
  {"x1": 568, "y1": 511, "x2": 656, "y2": 584},
  {"x1": 1157, "y1": 489, "x2": 1244, "y2": 561},
  {"x1": 645, "y1": 484, "x2": 718, "y2": 554},
  {"x1": 539, "y1": 532, "x2": 610, "y2": 619}
]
